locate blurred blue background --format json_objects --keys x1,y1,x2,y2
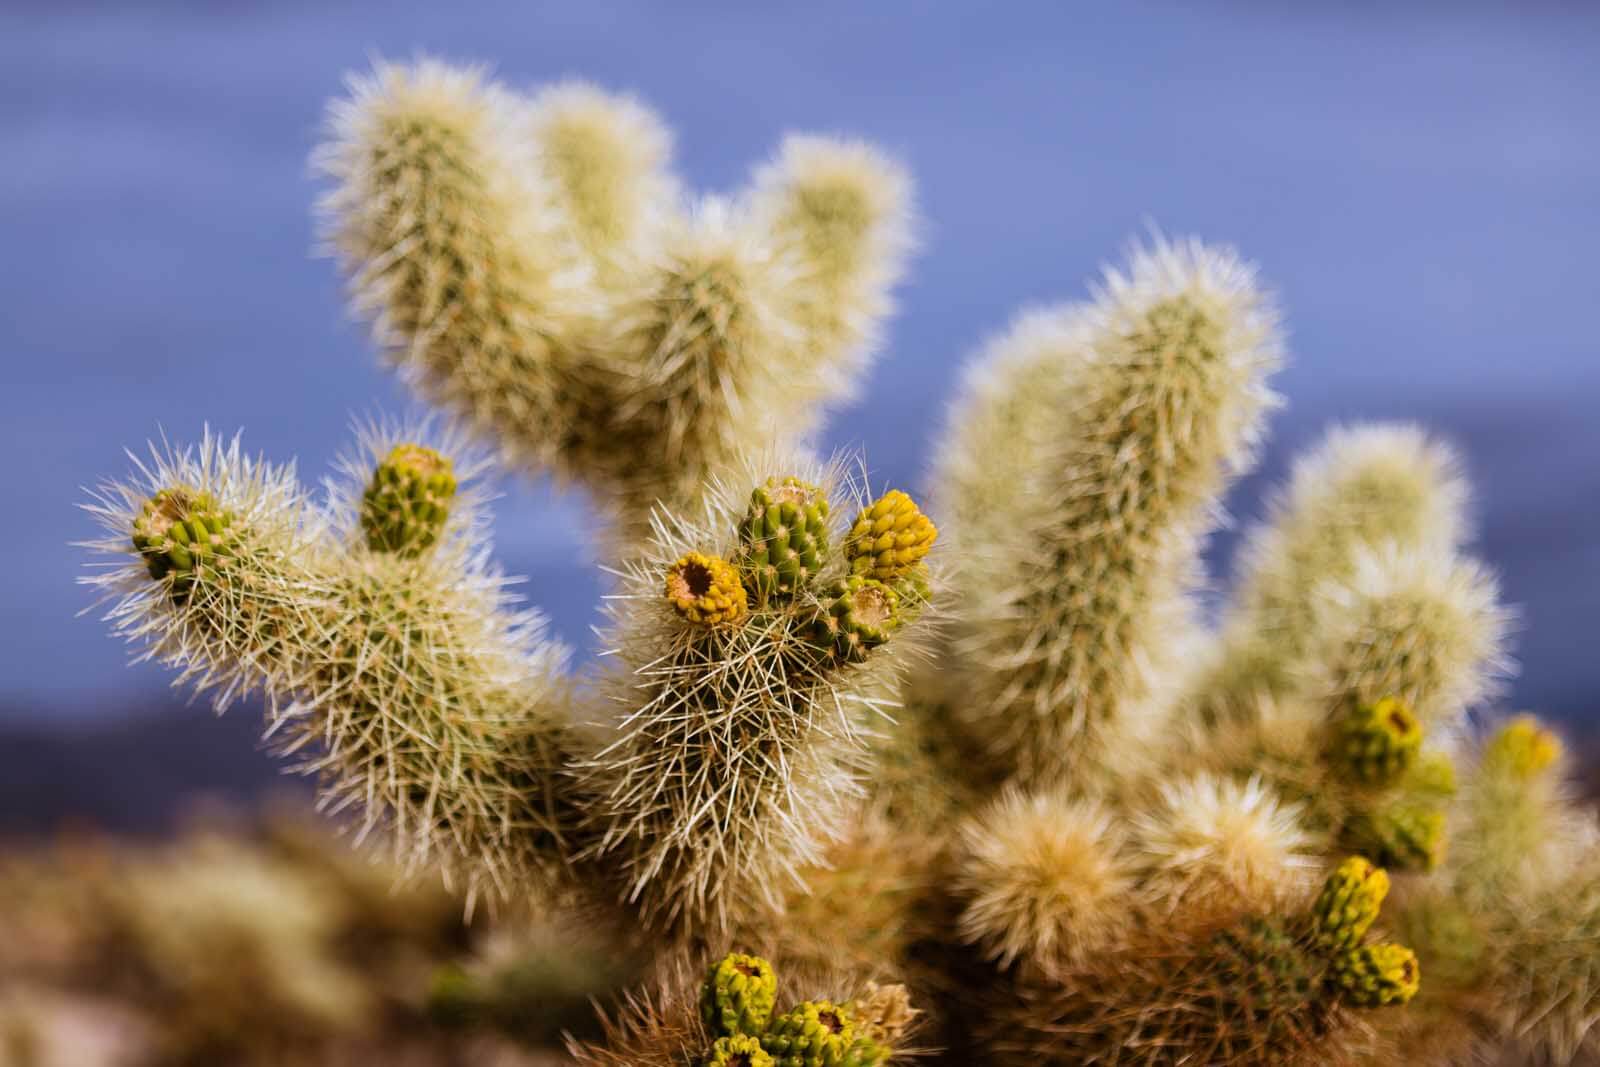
[{"x1": 3, "y1": 2, "x2": 1597, "y2": 748}]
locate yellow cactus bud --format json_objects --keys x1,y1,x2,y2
[
  {"x1": 1326, "y1": 696, "x2": 1422, "y2": 787},
  {"x1": 1485, "y1": 714, "x2": 1563, "y2": 780},
  {"x1": 1330, "y1": 942, "x2": 1421, "y2": 1007},
  {"x1": 703, "y1": 1033, "x2": 775, "y2": 1067},
  {"x1": 665, "y1": 552, "x2": 748, "y2": 626},
  {"x1": 1311, "y1": 856, "x2": 1389, "y2": 952},
  {"x1": 846, "y1": 490, "x2": 937, "y2": 582}
]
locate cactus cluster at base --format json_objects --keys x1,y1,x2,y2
[
  {"x1": 76, "y1": 56, "x2": 1600, "y2": 1067},
  {"x1": 979, "y1": 859, "x2": 1420, "y2": 1066},
  {"x1": 688, "y1": 954, "x2": 900, "y2": 1067}
]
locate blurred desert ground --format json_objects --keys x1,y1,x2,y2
[{"x1": 0, "y1": 3, "x2": 1597, "y2": 1064}]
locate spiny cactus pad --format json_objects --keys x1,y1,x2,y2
[
  {"x1": 809, "y1": 576, "x2": 900, "y2": 663},
  {"x1": 845, "y1": 489, "x2": 937, "y2": 582},
  {"x1": 738, "y1": 477, "x2": 831, "y2": 602},
  {"x1": 360, "y1": 443, "x2": 457, "y2": 556},
  {"x1": 667, "y1": 553, "x2": 750, "y2": 626},
  {"x1": 1310, "y1": 857, "x2": 1389, "y2": 952},
  {"x1": 1326, "y1": 696, "x2": 1422, "y2": 787},
  {"x1": 700, "y1": 953, "x2": 778, "y2": 1038},
  {"x1": 703, "y1": 1034, "x2": 776, "y2": 1067},
  {"x1": 1345, "y1": 803, "x2": 1447, "y2": 872},
  {"x1": 130, "y1": 487, "x2": 236, "y2": 597},
  {"x1": 1485, "y1": 714, "x2": 1563, "y2": 780},
  {"x1": 1329, "y1": 942, "x2": 1420, "y2": 1007}
]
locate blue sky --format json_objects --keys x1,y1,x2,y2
[{"x1": 3, "y1": 2, "x2": 1597, "y2": 723}]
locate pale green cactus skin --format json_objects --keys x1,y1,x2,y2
[
  {"x1": 1343, "y1": 803, "x2": 1447, "y2": 873},
  {"x1": 763, "y1": 1001, "x2": 858, "y2": 1067},
  {"x1": 82, "y1": 57, "x2": 1599, "y2": 1067},
  {"x1": 809, "y1": 577, "x2": 901, "y2": 664}
]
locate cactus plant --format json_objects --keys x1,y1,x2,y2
[{"x1": 77, "y1": 55, "x2": 1600, "y2": 1067}]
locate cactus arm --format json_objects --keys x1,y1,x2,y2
[
  {"x1": 948, "y1": 237, "x2": 1282, "y2": 782},
  {"x1": 579, "y1": 457, "x2": 936, "y2": 941},
  {"x1": 746, "y1": 135, "x2": 914, "y2": 413},
  {"x1": 84, "y1": 427, "x2": 576, "y2": 904},
  {"x1": 522, "y1": 81, "x2": 682, "y2": 288},
  {"x1": 1197, "y1": 424, "x2": 1470, "y2": 722},
  {"x1": 316, "y1": 60, "x2": 590, "y2": 480}
]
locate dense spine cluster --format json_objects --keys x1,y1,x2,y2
[
  {"x1": 77, "y1": 56, "x2": 1600, "y2": 1067},
  {"x1": 580, "y1": 457, "x2": 934, "y2": 940}
]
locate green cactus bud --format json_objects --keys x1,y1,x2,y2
[
  {"x1": 130, "y1": 487, "x2": 237, "y2": 599},
  {"x1": 1345, "y1": 803, "x2": 1447, "y2": 872},
  {"x1": 699, "y1": 953, "x2": 778, "y2": 1038},
  {"x1": 702, "y1": 1034, "x2": 776, "y2": 1067},
  {"x1": 1329, "y1": 942, "x2": 1420, "y2": 1007},
  {"x1": 1310, "y1": 857, "x2": 1389, "y2": 952},
  {"x1": 738, "y1": 477, "x2": 831, "y2": 603},
  {"x1": 667, "y1": 553, "x2": 750, "y2": 627},
  {"x1": 845, "y1": 489, "x2": 937, "y2": 582},
  {"x1": 1403, "y1": 749, "x2": 1458, "y2": 799},
  {"x1": 809, "y1": 576, "x2": 901, "y2": 663},
  {"x1": 360, "y1": 443, "x2": 457, "y2": 557},
  {"x1": 1326, "y1": 696, "x2": 1422, "y2": 787},
  {"x1": 763, "y1": 1001, "x2": 856, "y2": 1067},
  {"x1": 1484, "y1": 713, "x2": 1563, "y2": 780}
]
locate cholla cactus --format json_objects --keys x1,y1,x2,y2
[
  {"x1": 1132, "y1": 773, "x2": 1318, "y2": 915},
  {"x1": 1324, "y1": 697, "x2": 1422, "y2": 787},
  {"x1": 78, "y1": 56, "x2": 1599, "y2": 1067},
  {"x1": 1199, "y1": 424, "x2": 1469, "y2": 722},
  {"x1": 953, "y1": 789, "x2": 1134, "y2": 970},
  {"x1": 944, "y1": 238, "x2": 1282, "y2": 782},
  {"x1": 578, "y1": 453, "x2": 932, "y2": 941},
  {"x1": 982, "y1": 859, "x2": 1419, "y2": 1066}
]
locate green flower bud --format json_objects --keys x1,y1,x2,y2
[
  {"x1": 700, "y1": 953, "x2": 777, "y2": 1038},
  {"x1": 361, "y1": 443, "x2": 456, "y2": 557}
]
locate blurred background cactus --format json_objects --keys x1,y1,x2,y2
[{"x1": 46, "y1": 48, "x2": 1600, "y2": 1067}]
